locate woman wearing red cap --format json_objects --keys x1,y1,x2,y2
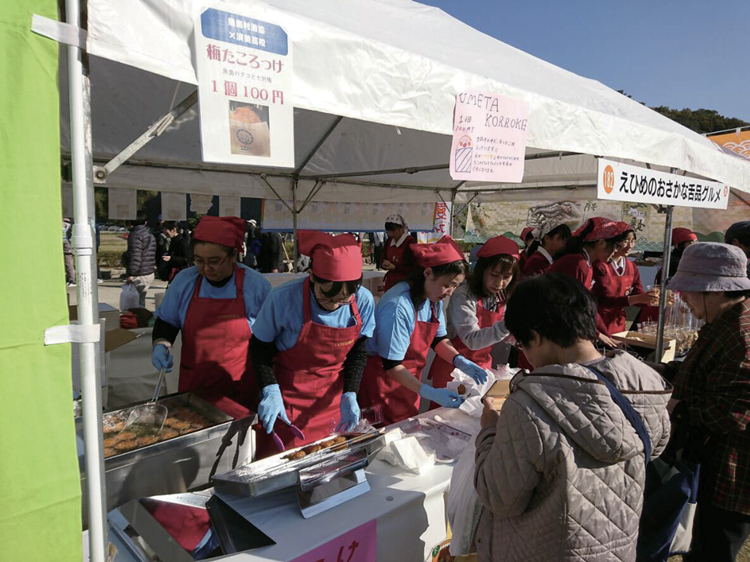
[
  {"x1": 522, "y1": 222, "x2": 571, "y2": 277},
  {"x1": 382, "y1": 214, "x2": 418, "y2": 292},
  {"x1": 426, "y1": 236, "x2": 520, "y2": 402},
  {"x1": 518, "y1": 226, "x2": 535, "y2": 271},
  {"x1": 248, "y1": 231, "x2": 375, "y2": 457},
  {"x1": 359, "y1": 236, "x2": 487, "y2": 425},
  {"x1": 550, "y1": 218, "x2": 624, "y2": 344},
  {"x1": 592, "y1": 223, "x2": 658, "y2": 335},
  {"x1": 151, "y1": 216, "x2": 272, "y2": 404}
]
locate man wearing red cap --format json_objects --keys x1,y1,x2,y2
[
  {"x1": 426, "y1": 236, "x2": 520, "y2": 401},
  {"x1": 248, "y1": 231, "x2": 375, "y2": 457},
  {"x1": 359, "y1": 236, "x2": 487, "y2": 425},
  {"x1": 151, "y1": 216, "x2": 271, "y2": 405}
]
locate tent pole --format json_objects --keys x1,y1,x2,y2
[
  {"x1": 66, "y1": 0, "x2": 108, "y2": 560},
  {"x1": 655, "y1": 205, "x2": 674, "y2": 360},
  {"x1": 449, "y1": 190, "x2": 457, "y2": 237},
  {"x1": 292, "y1": 179, "x2": 299, "y2": 272}
]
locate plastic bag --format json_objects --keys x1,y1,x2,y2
[
  {"x1": 119, "y1": 283, "x2": 139, "y2": 311},
  {"x1": 448, "y1": 434, "x2": 481, "y2": 556},
  {"x1": 446, "y1": 364, "x2": 517, "y2": 418}
]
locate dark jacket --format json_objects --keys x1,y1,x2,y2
[
  {"x1": 258, "y1": 232, "x2": 284, "y2": 273},
  {"x1": 127, "y1": 224, "x2": 156, "y2": 276}
]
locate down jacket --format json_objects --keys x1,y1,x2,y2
[
  {"x1": 127, "y1": 224, "x2": 156, "y2": 277},
  {"x1": 474, "y1": 350, "x2": 672, "y2": 562}
]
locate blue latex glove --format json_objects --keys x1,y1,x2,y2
[
  {"x1": 419, "y1": 384, "x2": 464, "y2": 408},
  {"x1": 151, "y1": 344, "x2": 173, "y2": 373},
  {"x1": 453, "y1": 355, "x2": 488, "y2": 384},
  {"x1": 258, "y1": 384, "x2": 290, "y2": 434},
  {"x1": 337, "y1": 392, "x2": 360, "y2": 432}
]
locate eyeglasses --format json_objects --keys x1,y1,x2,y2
[{"x1": 194, "y1": 254, "x2": 230, "y2": 269}]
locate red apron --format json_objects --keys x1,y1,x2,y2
[
  {"x1": 359, "y1": 301, "x2": 440, "y2": 425},
  {"x1": 255, "y1": 278, "x2": 362, "y2": 459},
  {"x1": 382, "y1": 236, "x2": 415, "y2": 292},
  {"x1": 598, "y1": 260, "x2": 636, "y2": 335},
  {"x1": 180, "y1": 265, "x2": 253, "y2": 405},
  {"x1": 427, "y1": 297, "x2": 504, "y2": 394}
]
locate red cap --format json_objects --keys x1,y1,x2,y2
[
  {"x1": 584, "y1": 221, "x2": 625, "y2": 242},
  {"x1": 412, "y1": 236, "x2": 465, "y2": 268},
  {"x1": 298, "y1": 231, "x2": 363, "y2": 281},
  {"x1": 572, "y1": 216, "x2": 608, "y2": 238},
  {"x1": 616, "y1": 221, "x2": 634, "y2": 235},
  {"x1": 477, "y1": 235, "x2": 520, "y2": 259},
  {"x1": 193, "y1": 216, "x2": 245, "y2": 250},
  {"x1": 672, "y1": 228, "x2": 697, "y2": 246},
  {"x1": 520, "y1": 226, "x2": 534, "y2": 241}
]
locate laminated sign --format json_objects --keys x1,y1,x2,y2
[
  {"x1": 449, "y1": 91, "x2": 529, "y2": 182},
  {"x1": 597, "y1": 158, "x2": 729, "y2": 210},
  {"x1": 195, "y1": 5, "x2": 294, "y2": 167}
]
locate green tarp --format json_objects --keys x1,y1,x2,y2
[{"x1": 0, "y1": 1, "x2": 82, "y2": 560}]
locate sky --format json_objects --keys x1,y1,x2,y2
[{"x1": 420, "y1": 0, "x2": 750, "y2": 124}]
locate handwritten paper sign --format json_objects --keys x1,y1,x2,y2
[
  {"x1": 449, "y1": 91, "x2": 529, "y2": 183},
  {"x1": 290, "y1": 519, "x2": 376, "y2": 562},
  {"x1": 195, "y1": 5, "x2": 294, "y2": 167}
]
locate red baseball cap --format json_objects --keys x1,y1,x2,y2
[
  {"x1": 412, "y1": 236, "x2": 465, "y2": 268},
  {"x1": 193, "y1": 216, "x2": 245, "y2": 250},
  {"x1": 672, "y1": 228, "x2": 697, "y2": 246},
  {"x1": 572, "y1": 217, "x2": 608, "y2": 238},
  {"x1": 477, "y1": 235, "x2": 520, "y2": 259},
  {"x1": 298, "y1": 231, "x2": 363, "y2": 281}
]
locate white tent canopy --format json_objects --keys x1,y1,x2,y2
[{"x1": 61, "y1": 0, "x2": 750, "y2": 204}]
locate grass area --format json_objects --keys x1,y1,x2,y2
[{"x1": 98, "y1": 232, "x2": 128, "y2": 268}]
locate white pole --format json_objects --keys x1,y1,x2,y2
[
  {"x1": 66, "y1": 0, "x2": 108, "y2": 559},
  {"x1": 655, "y1": 206, "x2": 674, "y2": 360}
]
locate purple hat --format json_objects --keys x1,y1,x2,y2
[{"x1": 667, "y1": 242, "x2": 750, "y2": 292}]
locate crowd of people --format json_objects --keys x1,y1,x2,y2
[{"x1": 99, "y1": 210, "x2": 748, "y2": 562}]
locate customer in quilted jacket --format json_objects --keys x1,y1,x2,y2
[{"x1": 474, "y1": 273, "x2": 672, "y2": 562}]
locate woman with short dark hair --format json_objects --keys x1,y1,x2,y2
[
  {"x1": 522, "y1": 222, "x2": 571, "y2": 277},
  {"x1": 359, "y1": 237, "x2": 487, "y2": 424},
  {"x1": 474, "y1": 272, "x2": 671, "y2": 562},
  {"x1": 426, "y1": 236, "x2": 519, "y2": 403}
]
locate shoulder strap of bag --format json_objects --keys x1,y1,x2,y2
[{"x1": 583, "y1": 364, "x2": 652, "y2": 462}]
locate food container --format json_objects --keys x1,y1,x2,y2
[
  {"x1": 611, "y1": 331, "x2": 676, "y2": 362},
  {"x1": 77, "y1": 392, "x2": 255, "y2": 528},
  {"x1": 213, "y1": 431, "x2": 386, "y2": 498}
]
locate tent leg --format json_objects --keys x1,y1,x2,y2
[
  {"x1": 66, "y1": 0, "x2": 108, "y2": 560},
  {"x1": 292, "y1": 179, "x2": 299, "y2": 272},
  {"x1": 655, "y1": 206, "x2": 674, "y2": 360}
]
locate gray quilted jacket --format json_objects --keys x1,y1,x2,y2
[{"x1": 474, "y1": 351, "x2": 672, "y2": 562}]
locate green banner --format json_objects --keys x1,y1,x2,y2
[{"x1": 0, "y1": 1, "x2": 83, "y2": 561}]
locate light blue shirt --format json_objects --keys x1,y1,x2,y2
[
  {"x1": 366, "y1": 281, "x2": 447, "y2": 360},
  {"x1": 251, "y1": 277, "x2": 376, "y2": 351},
  {"x1": 155, "y1": 264, "x2": 271, "y2": 330}
]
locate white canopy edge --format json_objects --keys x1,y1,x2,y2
[{"x1": 83, "y1": 0, "x2": 750, "y2": 194}]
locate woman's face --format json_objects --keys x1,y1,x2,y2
[
  {"x1": 546, "y1": 233, "x2": 569, "y2": 256},
  {"x1": 309, "y1": 273, "x2": 355, "y2": 312},
  {"x1": 194, "y1": 243, "x2": 236, "y2": 282},
  {"x1": 386, "y1": 225, "x2": 406, "y2": 241},
  {"x1": 424, "y1": 269, "x2": 465, "y2": 302},
  {"x1": 681, "y1": 291, "x2": 729, "y2": 323},
  {"x1": 483, "y1": 262, "x2": 514, "y2": 295},
  {"x1": 614, "y1": 232, "x2": 636, "y2": 259}
]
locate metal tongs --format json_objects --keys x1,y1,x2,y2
[
  {"x1": 271, "y1": 417, "x2": 305, "y2": 452},
  {"x1": 122, "y1": 364, "x2": 169, "y2": 433}
]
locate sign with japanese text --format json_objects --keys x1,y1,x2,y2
[
  {"x1": 417, "y1": 203, "x2": 452, "y2": 243},
  {"x1": 195, "y1": 6, "x2": 293, "y2": 167},
  {"x1": 262, "y1": 201, "x2": 435, "y2": 231},
  {"x1": 597, "y1": 158, "x2": 729, "y2": 210},
  {"x1": 449, "y1": 91, "x2": 529, "y2": 182},
  {"x1": 290, "y1": 520, "x2": 376, "y2": 562}
]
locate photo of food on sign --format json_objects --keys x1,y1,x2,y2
[{"x1": 229, "y1": 101, "x2": 270, "y2": 157}]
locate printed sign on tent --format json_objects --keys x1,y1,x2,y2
[
  {"x1": 597, "y1": 158, "x2": 729, "y2": 210},
  {"x1": 195, "y1": 5, "x2": 294, "y2": 167},
  {"x1": 161, "y1": 192, "x2": 187, "y2": 221},
  {"x1": 190, "y1": 193, "x2": 215, "y2": 215},
  {"x1": 290, "y1": 519, "x2": 376, "y2": 562},
  {"x1": 219, "y1": 195, "x2": 241, "y2": 217},
  {"x1": 708, "y1": 129, "x2": 750, "y2": 161},
  {"x1": 417, "y1": 203, "x2": 452, "y2": 243},
  {"x1": 449, "y1": 91, "x2": 529, "y2": 182},
  {"x1": 108, "y1": 188, "x2": 137, "y2": 220}
]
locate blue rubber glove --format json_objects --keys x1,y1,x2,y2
[
  {"x1": 337, "y1": 392, "x2": 360, "y2": 432},
  {"x1": 258, "y1": 384, "x2": 290, "y2": 434},
  {"x1": 419, "y1": 384, "x2": 464, "y2": 409},
  {"x1": 151, "y1": 344, "x2": 173, "y2": 373},
  {"x1": 453, "y1": 355, "x2": 488, "y2": 384}
]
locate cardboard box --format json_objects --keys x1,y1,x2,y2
[
  {"x1": 69, "y1": 303, "x2": 120, "y2": 332},
  {"x1": 611, "y1": 331, "x2": 676, "y2": 363},
  {"x1": 482, "y1": 379, "x2": 511, "y2": 410}
]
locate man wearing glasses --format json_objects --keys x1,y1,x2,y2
[
  {"x1": 151, "y1": 216, "x2": 271, "y2": 406},
  {"x1": 249, "y1": 231, "x2": 375, "y2": 458}
]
